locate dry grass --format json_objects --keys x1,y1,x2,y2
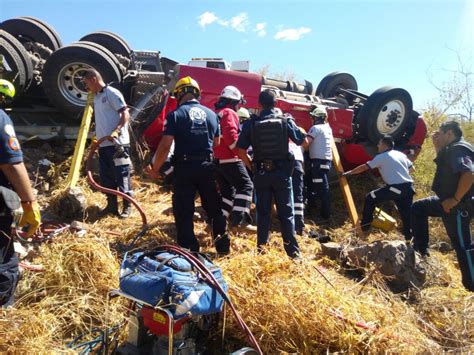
[{"x1": 0, "y1": 117, "x2": 473, "y2": 353}]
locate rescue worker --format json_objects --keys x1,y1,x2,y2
[
  {"x1": 289, "y1": 132, "x2": 305, "y2": 235},
  {"x1": 0, "y1": 79, "x2": 41, "y2": 306},
  {"x1": 237, "y1": 89, "x2": 306, "y2": 258},
  {"x1": 343, "y1": 135, "x2": 415, "y2": 239},
  {"x1": 214, "y1": 86, "x2": 254, "y2": 232},
  {"x1": 82, "y1": 69, "x2": 133, "y2": 219},
  {"x1": 148, "y1": 76, "x2": 230, "y2": 255},
  {"x1": 305, "y1": 106, "x2": 333, "y2": 223},
  {"x1": 237, "y1": 107, "x2": 251, "y2": 127},
  {"x1": 411, "y1": 121, "x2": 473, "y2": 291}
]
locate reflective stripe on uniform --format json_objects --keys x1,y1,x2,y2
[
  {"x1": 370, "y1": 191, "x2": 376, "y2": 199},
  {"x1": 113, "y1": 157, "x2": 131, "y2": 166},
  {"x1": 219, "y1": 158, "x2": 241, "y2": 163},
  {"x1": 312, "y1": 178, "x2": 323, "y2": 183},
  {"x1": 233, "y1": 206, "x2": 250, "y2": 213},
  {"x1": 320, "y1": 164, "x2": 330, "y2": 170},
  {"x1": 389, "y1": 187, "x2": 402, "y2": 195},
  {"x1": 164, "y1": 166, "x2": 174, "y2": 175},
  {"x1": 222, "y1": 198, "x2": 233, "y2": 207},
  {"x1": 222, "y1": 209, "x2": 230, "y2": 217},
  {"x1": 294, "y1": 210, "x2": 304, "y2": 216},
  {"x1": 235, "y1": 193, "x2": 252, "y2": 202},
  {"x1": 294, "y1": 203, "x2": 305, "y2": 209}
]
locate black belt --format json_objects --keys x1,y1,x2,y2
[{"x1": 174, "y1": 154, "x2": 213, "y2": 162}]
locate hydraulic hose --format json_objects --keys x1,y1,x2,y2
[{"x1": 86, "y1": 136, "x2": 148, "y2": 248}]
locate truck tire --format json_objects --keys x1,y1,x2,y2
[
  {"x1": 357, "y1": 86, "x2": 413, "y2": 144},
  {"x1": 79, "y1": 31, "x2": 132, "y2": 67},
  {"x1": 42, "y1": 43, "x2": 122, "y2": 116},
  {"x1": 316, "y1": 72, "x2": 358, "y2": 98},
  {"x1": 0, "y1": 30, "x2": 33, "y2": 91},
  {"x1": 0, "y1": 17, "x2": 60, "y2": 52},
  {"x1": 0, "y1": 37, "x2": 28, "y2": 96},
  {"x1": 21, "y1": 16, "x2": 63, "y2": 48},
  {"x1": 75, "y1": 41, "x2": 127, "y2": 75}
]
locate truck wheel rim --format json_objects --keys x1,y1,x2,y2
[
  {"x1": 57, "y1": 62, "x2": 91, "y2": 106},
  {"x1": 376, "y1": 99, "x2": 405, "y2": 134}
]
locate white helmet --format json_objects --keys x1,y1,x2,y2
[
  {"x1": 237, "y1": 107, "x2": 250, "y2": 120},
  {"x1": 220, "y1": 85, "x2": 244, "y2": 102}
]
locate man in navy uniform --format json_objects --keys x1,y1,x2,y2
[
  {"x1": 237, "y1": 89, "x2": 306, "y2": 258},
  {"x1": 412, "y1": 121, "x2": 473, "y2": 291},
  {"x1": 0, "y1": 79, "x2": 41, "y2": 306},
  {"x1": 148, "y1": 76, "x2": 230, "y2": 255},
  {"x1": 343, "y1": 135, "x2": 415, "y2": 239}
]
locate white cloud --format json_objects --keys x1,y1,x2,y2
[
  {"x1": 230, "y1": 13, "x2": 249, "y2": 32},
  {"x1": 198, "y1": 11, "x2": 218, "y2": 28},
  {"x1": 274, "y1": 27, "x2": 311, "y2": 41},
  {"x1": 254, "y1": 22, "x2": 266, "y2": 37}
]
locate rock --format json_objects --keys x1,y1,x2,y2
[
  {"x1": 342, "y1": 240, "x2": 426, "y2": 292},
  {"x1": 435, "y1": 241, "x2": 453, "y2": 253},
  {"x1": 56, "y1": 187, "x2": 86, "y2": 221},
  {"x1": 320, "y1": 242, "x2": 343, "y2": 261}
]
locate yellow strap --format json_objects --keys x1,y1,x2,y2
[{"x1": 66, "y1": 93, "x2": 94, "y2": 188}]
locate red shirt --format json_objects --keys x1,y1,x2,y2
[{"x1": 214, "y1": 107, "x2": 241, "y2": 161}]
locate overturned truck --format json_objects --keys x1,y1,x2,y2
[{"x1": 0, "y1": 16, "x2": 427, "y2": 168}]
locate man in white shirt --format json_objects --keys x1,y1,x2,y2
[
  {"x1": 306, "y1": 106, "x2": 333, "y2": 223},
  {"x1": 343, "y1": 135, "x2": 415, "y2": 239},
  {"x1": 83, "y1": 69, "x2": 132, "y2": 218}
]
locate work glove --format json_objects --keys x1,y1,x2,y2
[
  {"x1": 92, "y1": 135, "x2": 98, "y2": 145},
  {"x1": 19, "y1": 201, "x2": 41, "y2": 238}
]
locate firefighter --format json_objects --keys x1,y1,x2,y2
[
  {"x1": 148, "y1": 76, "x2": 230, "y2": 255},
  {"x1": 305, "y1": 106, "x2": 333, "y2": 223},
  {"x1": 214, "y1": 86, "x2": 255, "y2": 232},
  {"x1": 343, "y1": 135, "x2": 415, "y2": 239},
  {"x1": 82, "y1": 69, "x2": 133, "y2": 219},
  {"x1": 237, "y1": 89, "x2": 306, "y2": 258},
  {"x1": 411, "y1": 121, "x2": 473, "y2": 291},
  {"x1": 289, "y1": 128, "x2": 306, "y2": 235},
  {"x1": 0, "y1": 79, "x2": 41, "y2": 306}
]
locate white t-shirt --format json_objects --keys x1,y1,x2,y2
[
  {"x1": 307, "y1": 123, "x2": 333, "y2": 160},
  {"x1": 367, "y1": 149, "x2": 413, "y2": 185},
  {"x1": 94, "y1": 86, "x2": 130, "y2": 147},
  {"x1": 289, "y1": 141, "x2": 304, "y2": 162}
]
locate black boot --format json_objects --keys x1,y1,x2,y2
[
  {"x1": 120, "y1": 199, "x2": 132, "y2": 219},
  {"x1": 99, "y1": 196, "x2": 119, "y2": 217}
]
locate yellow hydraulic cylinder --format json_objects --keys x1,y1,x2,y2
[
  {"x1": 371, "y1": 207, "x2": 397, "y2": 232},
  {"x1": 66, "y1": 93, "x2": 94, "y2": 188}
]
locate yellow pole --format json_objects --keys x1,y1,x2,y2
[
  {"x1": 331, "y1": 139, "x2": 359, "y2": 227},
  {"x1": 66, "y1": 93, "x2": 94, "y2": 188}
]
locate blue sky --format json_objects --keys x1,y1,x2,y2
[{"x1": 1, "y1": 0, "x2": 472, "y2": 111}]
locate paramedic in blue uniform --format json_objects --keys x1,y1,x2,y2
[
  {"x1": 305, "y1": 106, "x2": 334, "y2": 223},
  {"x1": 289, "y1": 127, "x2": 306, "y2": 235},
  {"x1": 412, "y1": 121, "x2": 473, "y2": 291},
  {"x1": 148, "y1": 76, "x2": 230, "y2": 255},
  {"x1": 0, "y1": 79, "x2": 41, "y2": 306},
  {"x1": 83, "y1": 69, "x2": 133, "y2": 219},
  {"x1": 237, "y1": 89, "x2": 306, "y2": 258},
  {"x1": 343, "y1": 135, "x2": 415, "y2": 239}
]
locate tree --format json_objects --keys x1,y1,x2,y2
[{"x1": 428, "y1": 50, "x2": 473, "y2": 121}]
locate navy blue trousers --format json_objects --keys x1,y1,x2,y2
[
  {"x1": 412, "y1": 196, "x2": 474, "y2": 291},
  {"x1": 254, "y1": 168, "x2": 300, "y2": 258},
  {"x1": 292, "y1": 161, "x2": 305, "y2": 233},
  {"x1": 361, "y1": 182, "x2": 415, "y2": 239},
  {"x1": 173, "y1": 161, "x2": 229, "y2": 254},
  {"x1": 215, "y1": 161, "x2": 253, "y2": 226},
  {"x1": 0, "y1": 216, "x2": 18, "y2": 307},
  {"x1": 98, "y1": 146, "x2": 132, "y2": 197},
  {"x1": 310, "y1": 158, "x2": 332, "y2": 220}
]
